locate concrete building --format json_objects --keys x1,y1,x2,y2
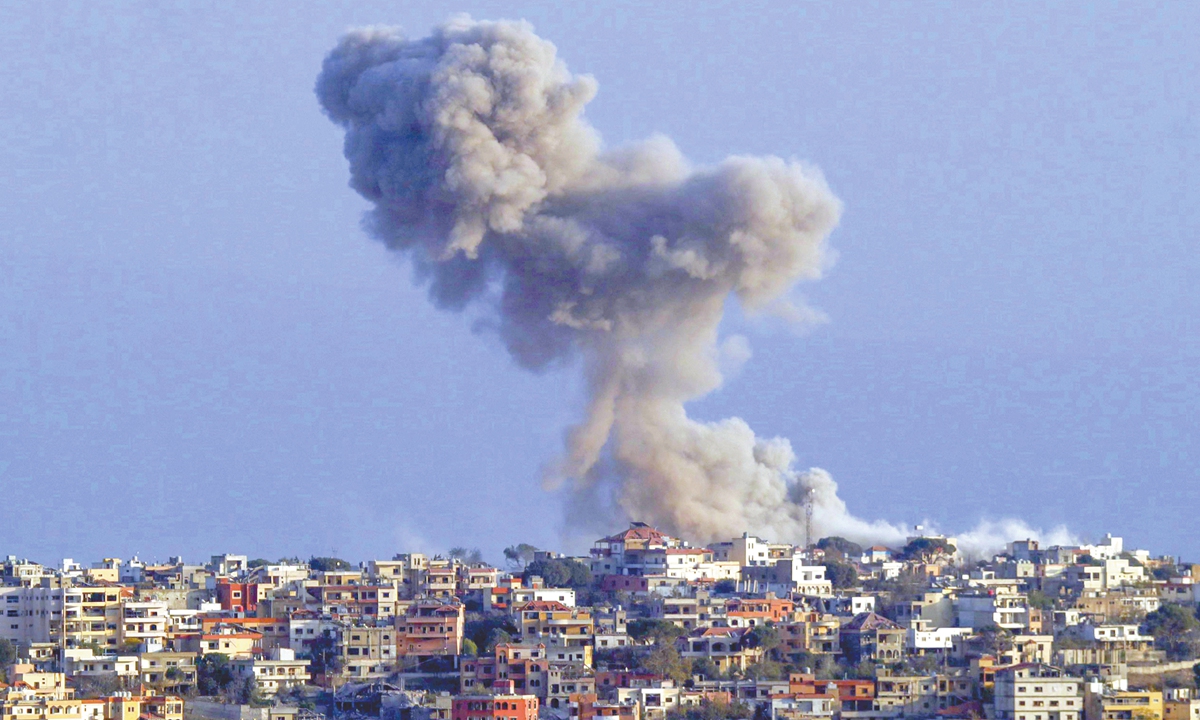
[{"x1": 994, "y1": 664, "x2": 1083, "y2": 720}]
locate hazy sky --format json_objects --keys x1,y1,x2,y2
[{"x1": 1, "y1": 2, "x2": 1197, "y2": 565}]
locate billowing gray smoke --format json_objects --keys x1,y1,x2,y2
[{"x1": 316, "y1": 16, "x2": 906, "y2": 546}]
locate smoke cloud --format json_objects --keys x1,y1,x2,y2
[{"x1": 317, "y1": 16, "x2": 1065, "y2": 555}]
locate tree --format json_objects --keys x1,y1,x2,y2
[
  {"x1": 823, "y1": 561, "x2": 859, "y2": 589},
  {"x1": 746, "y1": 624, "x2": 781, "y2": 654},
  {"x1": 900, "y1": 538, "x2": 956, "y2": 562},
  {"x1": 667, "y1": 698, "x2": 753, "y2": 720},
  {"x1": 72, "y1": 674, "x2": 123, "y2": 698},
  {"x1": 691, "y1": 657, "x2": 719, "y2": 681},
  {"x1": 247, "y1": 558, "x2": 271, "y2": 568},
  {"x1": 308, "y1": 556, "x2": 351, "y2": 572},
  {"x1": 239, "y1": 676, "x2": 269, "y2": 707},
  {"x1": 642, "y1": 644, "x2": 691, "y2": 684},
  {"x1": 713, "y1": 579, "x2": 737, "y2": 594},
  {"x1": 503, "y1": 544, "x2": 540, "y2": 569},
  {"x1": 1145, "y1": 603, "x2": 1200, "y2": 640},
  {"x1": 197, "y1": 654, "x2": 237, "y2": 697},
  {"x1": 525, "y1": 558, "x2": 592, "y2": 589},
  {"x1": 1026, "y1": 590, "x2": 1054, "y2": 610},
  {"x1": 978, "y1": 624, "x2": 1014, "y2": 657},
  {"x1": 0, "y1": 638, "x2": 16, "y2": 666},
  {"x1": 817, "y1": 537, "x2": 864, "y2": 559},
  {"x1": 449, "y1": 547, "x2": 485, "y2": 565},
  {"x1": 461, "y1": 638, "x2": 479, "y2": 657},
  {"x1": 1144, "y1": 603, "x2": 1200, "y2": 660},
  {"x1": 628, "y1": 619, "x2": 685, "y2": 645},
  {"x1": 465, "y1": 614, "x2": 518, "y2": 652},
  {"x1": 484, "y1": 628, "x2": 513, "y2": 653},
  {"x1": 744, "y1": 660, "x2": 784, "y2": 680}
]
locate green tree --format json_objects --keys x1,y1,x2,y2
[
  {"x1": 0, "y1": 638, "x2": 16, "y2": 666},
  {"x1": 823, "y1": 561, "x2": 859, "y2": 589},
  {"x1": 713, "y1": 579, "x2": 737, "y2": 594},
  {"x1": 197, "y1": 654, "x2": 237, "y2": 697},
  {"x1": 461, "y1": 638, "x2": 479, "y2": 657},
  {"x1": 691, "y1": 657, "x2": 719, "y2": 680},
  {"x1": 524, "y1": 558, "x2": 592, "y2": 589},
  {"x1": 1026, "y1": 590, "x2": 1054, "y2": 610},
  {"x1": 642, "y1": 643, "x2": 691, "y2": 684},
  {"x1": 484, "y1": 628, "x2": 513, "y2": 652},
  {"x1": 503, "y1": 544, "x2": 540, "y2": 569},
  {"x1": 745, "y1": 660, "x2": 784, "y2": 680},
  {"x1": 308, "y1": 556, "x2": 351, "y2": 572},
  {"x1": 464, "y1": 614, "x2": 518, "y2": 652},
  {"x1": 817, "y1": 537, "x2": 864, "y2": 559},
  {"x1": 900, "y1": 538, "x2": 956, "y2": 562},
  {"x1": 1144, "y1": 603, "x2": 1200, "y2": 660},
  {"x1": 73, "y1": 674, "x2": 123, "y2": 698},
  {"x1": 746, "y1": 624, "x2": 780, "y2": 653},
  {"x1": 247, "y1": 558, "x2": 271, "y2": 568},
  {"x1": 978, "y1": 624, "x2": 1013, "y2": 657},
  {"x1": 667, "y1": 698, "x2": 753, "y2": 720},
  {"x1": 628, "y1": 619, "x2": 685, "y2": 645}
]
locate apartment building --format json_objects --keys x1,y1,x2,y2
[
  {"x1": 0, "y1": 585, "x2": 63, "y2": 645},
  {"x1": 230, "y1": 648, "x2": 312, "y2": 695},
  {"x1": 396, "y1": 601, "x2": 465, "y2": 662},
  {"x1": 994, "y1": 664, "x2": 1083, "y2": 720},
  {"x1": 516, "y1": 601, "x2": 593, "y2": 648},
  {"x1": 452, "y1": 694, "x2": 538, "y2": 720},
  {"x1": 63, "y1": 586, "x2": 125, "y2": 651},
  {"x1": 339, "y1": 622, "x2": 396, "y2": 679}
]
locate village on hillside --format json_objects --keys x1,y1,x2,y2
[{"x1": 2, "y1": 524, "x2": 1199, "y2": 720}]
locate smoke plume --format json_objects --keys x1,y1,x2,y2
[{"x1": 317, "y1": 16, "x2": 1063, "y2": 553}]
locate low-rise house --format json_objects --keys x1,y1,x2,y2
[
  {"x1": 875, "y1": 673, "x2": 938, "y2": 717},
  {"x1": 229, "y1": 648, "x2": 311, "y2": 695},
  {"x1": 1164, "y1": 689, "x2": 1200, "y2": 720},
  {"x1": 517, "y1": 601, "x2": 593, "y2": 648},
  {"x1": 839, "y1": 612, "x2": 904, "y2": 665},
  {"x1": 138, "y1": 651, "x2": 198, "y2": 695},
  {"x1": 679, "y1": 627, "x2": 762, "y2": 674},
  {"x1": 1085, "y1": 689, "x2": 1163, "y2": 720}
]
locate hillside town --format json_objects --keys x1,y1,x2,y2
[{"x1": 3, "y1": 525, "x2": 1200, "y2": 720}]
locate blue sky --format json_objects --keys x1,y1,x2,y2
[{"x1": 1, "y1": 2, "x2": 1197, "y2": 564}]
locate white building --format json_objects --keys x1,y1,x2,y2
[
  {"x1": 994, "y1": 664, "x2": 1083, "y2": 720},
  {"x1": 0, "y1": 586, "x2": 62, "y2": 645}
]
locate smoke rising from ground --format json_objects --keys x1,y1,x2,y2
[{"x1": 317, "y1": 16, "x2": 1068, "y2": 555}]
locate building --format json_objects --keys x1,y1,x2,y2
[
  {"x1": 839, "y1": 612, "x2": 904, "y2": 664},
  {"x1": 516, "y1": 601, "x2": 594, "y2": 649},
  {"x1": 994, "y1": 664, "x2": 1083, "y2": 720},
  {"x1": 339, "y1": 622, "x2": 396, "y2": 679},
  {"x1": 452, "y1": 694, "x2": 539, "y2": 720},
  {"x1": 1163, "y1": 689, "x2": 1200, "y2": 720},
  {"x1": 230, "y1": 648, "x2": 312, "y2": 695},
  {"x1": 396, "y1": 601, "x2": 465, "y2": 663},
  {"x1": 1086, "y1": 689, "x2": 1163, "y2": 720}
]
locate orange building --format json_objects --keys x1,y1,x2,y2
[
  {"x1": 727, "y1": 597, "x2": 796, "y2": 624},
  {"x1": 215, "y1": 580, "x2": 259, "y2": 614},
  {"x1": 461, "y1": 643, "x2": 549, "y2": 696},
  {"x1": 452, "y1": 694, "x2": 538, "y2": 720},
  {"x1": 396, "y1": 601, "x2": 464, "y2": 661}
]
